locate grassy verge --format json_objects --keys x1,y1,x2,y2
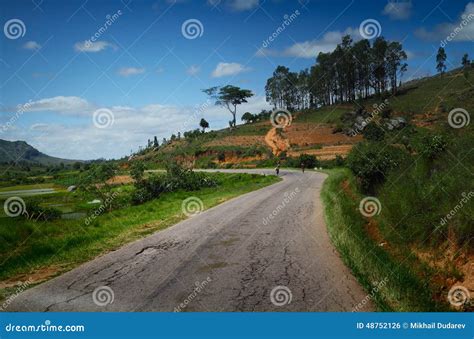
[
  {"x1": 0, "y1": 173, "x2": 280, "y2": 293},
  {"x1": 320, "y1": 168, "x2": 448, "y2": 311}
]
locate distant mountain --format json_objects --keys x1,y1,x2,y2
[{"x1": 0, "y1": 139, "x2": 79, "y2": 166}]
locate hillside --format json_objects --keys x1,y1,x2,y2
[
  {"x1": 130, "y1": 67, "x2": 473, "y2": 169},
  {"x1": 0, "y1": 139, "x2": 79, "y2": 166}
]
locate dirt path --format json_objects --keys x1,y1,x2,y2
[{"x1": 264, "y1": 128, "x2": 290, "y2": 156}]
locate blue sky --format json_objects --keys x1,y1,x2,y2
[{"x1": 0, "y1": 0, "x2": 473, "y2": 160}]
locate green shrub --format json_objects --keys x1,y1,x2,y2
[
  {"x1": 381, "y1": 108, "x2": 392, "y2": 119},
  {"x1": 195, "y1": 156, "x2": 217, "y2": 169},
  {"x1": 334, "y1": 155, "x2": 345, "y2": 167},
  {"x1": 363, "y1": 122, "x2": 385, "y2": 141},
  {"x1": 131, "y1": 175, "x2": 166, "y2": 205},
  {"x1": 418, "y1": 135, "x2": 447, "y2": 160},
  {"x1": 217, "y1": 151, "x2": 226, "y2": 162},
  {"x1": 132, "y1": 163, "x2": 218, "y2": 205},
  {"x1": 22, "y1": 200, "x2": 62, "y2": 221},
  {"x1": 346, "y1": 141, "x2": 406, "y2": 193},
  {"x1": 130, "y1": 161, "x2": 146, "y2": 182},
  {"x1": 299, "y1": 154, "x2": 319, "y2": 168}
]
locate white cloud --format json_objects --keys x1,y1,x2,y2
[
  {"x1": 2, "y1": 96, "x2": 271, "y2": 160},
  {"x1": 118, "y1": 67, "x2": 146, "y2": 77},
  {"x1": 207, "y1": 0, "x2": 258, "y2": 11},
  {"x1": 30, "y1": 123, "x2": 49, "y2": 131},
  {"x1": 74, "y1": 40, "x2": 115, "y2": 53},
  {"x1": 415, "y1": 2, "x2": 474, "y2": 42},
  {"x1": 10, "y1": 96, "x2": 94, "y2": 115},
  {"x1": 211, "y1": 62, "x2": 250, "y2": 77},
  {"x1": 382, "y1": 1, "x2": 412, "y2": 20},
  {"x1": 23, "y1": 41, "x2": 41, "y2": 50},
  {"x1": 229, "y1": 0, "x2": 259, "y2": 11},
  {"x1": 186, "y1": 65, "x2": 200, "y2": 76},
  {"x1": 256, "y1": 27, "x2": 361, "y2": 59}
]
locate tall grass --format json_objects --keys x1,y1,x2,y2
[{"x1": 321, "y1": 168, "x2": 447, "y2": 311}]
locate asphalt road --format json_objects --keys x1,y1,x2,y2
[{"x1": 8, "y1": 169, "x2": 374, "y2": 312}]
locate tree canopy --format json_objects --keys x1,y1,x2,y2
[
  {"x1": 265, "y1": 35, "x2": 408, "y2": 109},
  {"x1": 436, "y1": 47, "x2": 447, "y2": 74},
  {"x1": 199, "y1": 118, "x2": 209, "y2": 132},
  {"x1": 203, "y1": 85, "x2": 253, "y2": 128}
]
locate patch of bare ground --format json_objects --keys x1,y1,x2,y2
[
  {"x1": 412, "y1": 244, "x2": 474, "y2": 311},
  {"x1": 285, "y1": 123, "x2": 362, "y2": 146},
  {"x1": 288, "y1": 145, "x2": 354, "y2": 160},
  {"x1": 340, "y1": 179, "x2": 357, "y2": 201},
  {"x1": 264, "y1": 127, "x2": 290, "y2": 155},
  {"x1": 217, "y1": 155, "x2": 264, "y2": 165},
  {"x1": 0, "y1": 265, "x2": 65, "y2": 289},
  {"x1": 204, "y1": 135, "x2": 265, "y2": 147},
  {"x1": 106, "y1": 175, "x2": 134, "y2": 185}
]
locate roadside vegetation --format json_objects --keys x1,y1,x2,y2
[{"x1": 321, "y1": 168, "x2": 445, "y2": 311}]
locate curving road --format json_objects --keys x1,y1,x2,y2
[{"x1": 8, "y1": 169, "x2": 374, "y2": 312}]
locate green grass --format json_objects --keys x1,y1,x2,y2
[
  {"x1": 296, "y1": 106, "x2": 349, "y2": 124},
  {"x1": 0, "y1": 183, "x2": 61, "y2": 192},
  {"x1": 361, "y1": 68, "x2": 474, "y2": 117},
  {"x1": 0, "y1": 172, "x2": 280, "y2": 286},
  {"x1": 320, "y1": 168, "x2": 448, "y2": 311},
  {"x1": 217, "y1": 122, "x2": 269, "y2": 136},
  {"x1": 393, "y1": 69, "x2": 474, "y2": 115}
]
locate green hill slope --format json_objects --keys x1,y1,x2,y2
[
  {"x1": 0, "y1": 139, "x2": 79, "y2": 166},
  {"x1": 132, "y1": 67, "x2": 474, "y2": 169}
]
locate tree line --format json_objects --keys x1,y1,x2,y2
[{"x1": 265, "y1": 35, "x2": 408, "y2": 110}]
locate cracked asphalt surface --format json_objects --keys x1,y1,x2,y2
[{"x1": 8, "y1": 169, "x2": 374, "y2": 312}]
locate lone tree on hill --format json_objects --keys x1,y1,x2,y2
[
  {"x1": 436, "y1": 47, "x2": 447, "y2": 74},
  {"x1": 462, "y1": 53, "x2": 470, "y2": 68},
  {"x1": 199, "y1": 118, "x2": 209, "y2": 132},
  {"x1": 203, "y1": 85, "x2": 253, "y2": 128}
]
